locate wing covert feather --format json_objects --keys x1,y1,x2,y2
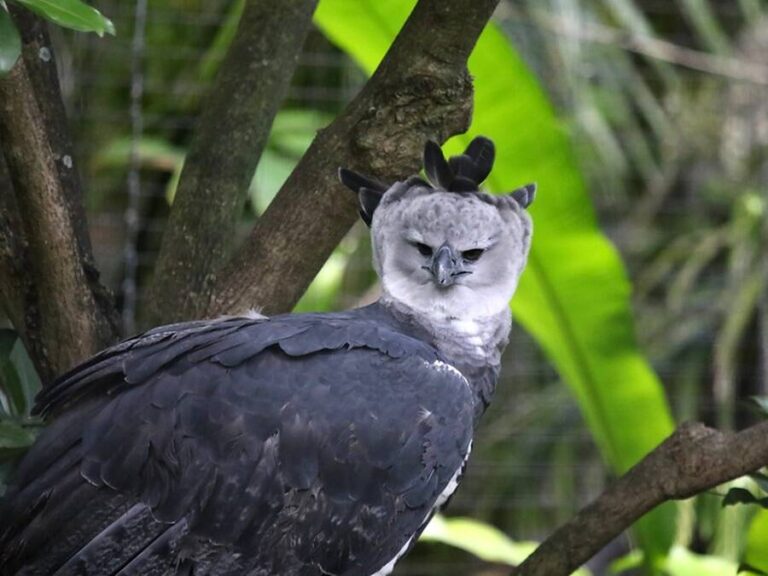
[{"x1": 2, "y1": 314, "x2": 474, "y2": 576}]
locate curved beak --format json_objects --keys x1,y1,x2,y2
[{"x1": 428, "y1": 244, "x2": 468, "y2": 287}]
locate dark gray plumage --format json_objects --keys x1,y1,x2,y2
[{"x1": 0, "y1": 136, "x2": 534, "y2": 576}]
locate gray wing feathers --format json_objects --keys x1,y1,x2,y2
[{"x1": 1, "y1": 314, "x2": 473, "y2": 576}]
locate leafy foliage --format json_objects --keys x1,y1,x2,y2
[
  {"x1": 10, "y1": 0, "x2": 114, "y2": 36},
  {"x1": 0, "y1": 7, "x2": 21, "y2": 75},
  {"x1": 0, "y1": 330, "x2": 43, "y2": 495},
  {"x1": 95, "y1": 109, "x2": 331, "y2": 215},
  {"x1": 0, "y1": 0, "x2": 113, "y2": 76},
  {"x1": 744, "y1": 511, "x2": 768, "y2": 575},
  {"x1": 422, "y1": 515, "x2": 593, "y2": 574},
  {"x1": 0, "y1": 0, "x2": 113, "y2": 75},
  {"x1": 662, "y1": 545, "x2": 739, "y2": 576}
]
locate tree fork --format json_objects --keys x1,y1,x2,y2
[
  {"x1": 207, "y1": 0, "x2": 500, "y2": 316},
  {"x1": 142, "y1": 0, "x2": 320, "y2": 326}
]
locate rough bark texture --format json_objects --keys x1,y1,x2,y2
[
  {"x1": 0, "y1": 12, "x2": 118, "y2": 382},
  {"x1": 142, "y1": 0, "x2": 320, "y2": 326},
  {"x1": 206, "y1": 0, "x2": 499, "y2": 317},
  {"x1": 0, "y1": 155, "x2": 30, "y2": 348},
  {"x1": 512, "y1": 421, "x2": 768, "y2": 576}
]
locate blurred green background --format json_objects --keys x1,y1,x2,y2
[{"x1": 1, "y1": 1, "x2": 767, "y2": 574}]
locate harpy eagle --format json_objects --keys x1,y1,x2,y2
[{"x1": 0, "y1": 136, "x2": 534, "y2": 576}]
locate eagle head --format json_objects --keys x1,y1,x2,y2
[{"x1": 339, "y1": 136, "x2": 534, "y2": 320}]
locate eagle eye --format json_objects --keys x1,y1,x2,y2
[
  {"x1": 413, "y1": 242, "x2": 433, "y2": 257},
  {"x1": 462, "y1": 248, "x2": 484, "y2": 262}
]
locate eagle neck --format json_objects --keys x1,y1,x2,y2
[{"x1": 376, "y1": 298, "x2": 512, "y2": 423}]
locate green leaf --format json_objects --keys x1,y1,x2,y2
[
  {"x1": 11, "y1": 0, "x2": 115, "y2": 36},
  {"x1": 744, "y1": 511, "x2": 768, "y2": 575},
  {"x1": 95, "y1": 136, "x2": 186, "y2": 172},
  {"x1": 739, "y1": 563, "x2": 768, "y2": 575},
  {"x1": 316, "y1": 0, "x2": 676, "y2": 563},
  {"x1": 0, "y1": 7, "x2": 21, "y2": 75},
  {"x1": 0, "y1": 418, "x2": 39, "y2": 451},
  {"x1": 663, "y1": 545, "x2": 739, "y2": 576},
  {"x1": 269, "y1": 109, "x2": 332, "y2": 157},
  {"x1": 420, "y1": 515, "x2": 591, "y2": 575},
  {"x1": 751, "y1": 472, "x2": 768, "y2": 494},
  {"x1": 251, "y1": 148, "x2": 296, "y2": 213},
  {"x1": 722, "y1": 487, "x2": 764, "y2": 508},
  {"x1": 609, "y1": 549, "x2": 644, "y2": 574},
  {"x1": 753, "y1": 396, "x2": 768, "y2": 417},
  {"x1": 0, "y1": 330, "x2": 25, "y2": 416},
  {"x1": 8, "y1": 337, "x2": 41, "y2": 414},
  {"x1": 294, "y1": 238, "x2": 359, "y2": 313}
]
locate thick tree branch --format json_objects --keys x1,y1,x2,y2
[
  {"x1": 206, "y1": 0, "x2": 499, "y2": 316},
  {"x1": 142, "y1": 0, "x2": 319, "y2": 326},
  {"x1": 513, "y1": 420, "x2": 768, "y2": 576},
  {"x1": 0, "y1": 11, "x2": 118, "y2": 382}
]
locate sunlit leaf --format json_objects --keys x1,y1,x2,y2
[
  {"x1": 751, "y1": 472, "x2": 768, "y2": 494},
  {"x1": 609, "y1": 549, "x2": 644, "y2": 574},
  {"x1": 95, "y1": 136, "x2": 185, "y2": 173},
  {"x1": 744, "y1": 511, "x2": 768, "y2": 575},
  {"x1": 316, "y1": 0, "x2": 676, "y2": 563},
  {"x1": 739, "y1": 563, "x2": 768, "y2": 575},
  {"x1": 8, "y1": 337, "x2": 40, "y2": 414},
  {"x1": 269, "y1": 109, "x2": 332, "y2": 156},
  {"x1": 753, "y1": 396, "x2": 768, "y2": 417},
  {"x1": 11, "y1": 0, "x2": 115, "y2": 36},
  {"x1": 251, "y1": 110, "x2": 333, "y2": 213},
  {"x1": 0, "y1": 330, "x2": 25, "y2": 416},
  {"x1": 663, "y1": 545, "x2": 738, "y2": 576},
  {"x1": 294, "y1": 235, "x2": 360, "y2": 313},
  {"x1": 421, "y1": 515, "x2": 592, "y2": 574},
  {"x1": 0, "y1": 7, "x2": 21, "y2": 75},
  {"x1": 252, "y1": 148, "x2": 296, "y2": 213}
]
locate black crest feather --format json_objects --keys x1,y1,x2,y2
[
  {"x1": 338, "y1": 167, "x2": 387, "y2": 195},
  {"x1": 338, "y1": 135, "x2": 534, "y2": 226},
  {"x1": 338, "y1": 168, "x2": 388, "y2": 227},
  {"x1": 358, "y1": 188, "x2": 384, "y2": 226},
  {"x1": 509, "y1": 183, "x2": 536, "y2": 208},
  {"x1": 424, "y1": 136, "x2": 496, "y2": 192}
]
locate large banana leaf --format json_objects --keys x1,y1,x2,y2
[
  {"x1": 744, "y1": 510, "x2": 768, "y2": 573},
  {"x1": 315, "y1": 0, "x2": 676, "y2": 566}
]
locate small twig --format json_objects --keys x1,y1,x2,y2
[{"x1": 512, "y1": 421, "x2": 768, "y2": 576}]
